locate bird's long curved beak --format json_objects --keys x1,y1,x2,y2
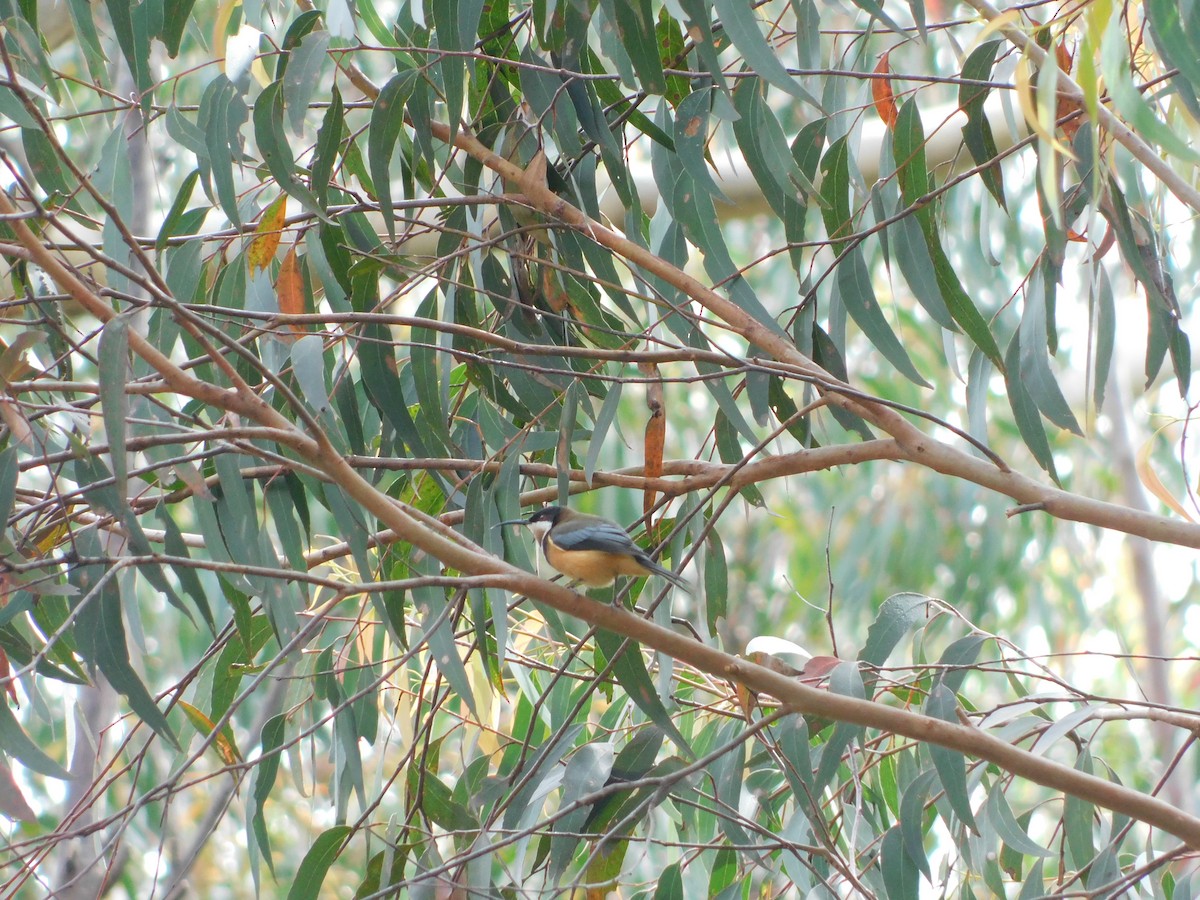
[{"x1": 494, "y1": 518, "x2": 529, "y2": 528}]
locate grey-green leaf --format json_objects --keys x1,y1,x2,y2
[{"x1": 925, "y1": 682, "x2": 976, "y2": 829}]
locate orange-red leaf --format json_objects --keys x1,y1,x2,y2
[
  {"x1": 0, "y1": 648, "x2": 15, "y2": 704},
  {"x1": 640, "y1": 362, "x2": 664, "y2": 516},
  {"x1": 248, "y1": 194, "x2": 287, "y2": 272},
  {"x1": 872, "y1": 52, "x2": 898, "y2": 129},
  {"x1": 277, "y1": 245, "x2": 305, "y2": 333}
]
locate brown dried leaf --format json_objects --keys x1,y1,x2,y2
[
  {"x1": 872, "y1": 52, "x2": 898, "y2": 130},
  {"x1": 277, "y1": 245, "x2": 305, "y2": 333},
  {"x1": 640, "y1": 362, "x2": 664, "y2": 516}
]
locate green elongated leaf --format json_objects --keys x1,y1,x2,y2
[
  {"x1": 893, "y1": 99, "x2": 1003, "y2": 367},
  {"x1": 709, "y1": 847, "x2": 737, "y2": 896},
  {"x1": 986, "y1": 782, "x2": 1054, "y2": 858},
  {"x1": 159, "y1": 509, "x2": 215, "y2": 633},
  {"x1": 0, "y1": 447, "x2": 17, "y2": 527},
  {"x1": 21, "y1": 127, "x2": 70, "y2": 199},
  {"x1": 411, "y1": 293, "x2": 451, "y2": 453},
  {"x1": 1145, "y1": 0, "x2": 1200, "y2": 119},
  {"x1": 1005, "y1": 331, "x2": 1058, "y2": 480},
  {"x1": 654, "y1": 862, "x2": 683, "y2": 900},
  {"x1": 291, "y1": 335, "x2": 329, "y2": 413},
  {"x1": 286, "y1": 826, "x2": 353, "y2": 900},
  {"x1": 819, "y1": 136, "x2": 854, "y2": 247},
  {"x1": 198, "y1": 76, "x2": 247, "y2": 228},
  {"x1": 166, "y1": 104, "x2": 207, "y2": 157},
  {"x1": 584, "y1": 381, "x2": 622, "y2": 487},
  {"x1": 732, "y1": 77, "x2": 809, "y2": 221},
  {"x1": 936, "y1": 635, "x2": 988, "y2": 694},
  {"x1": 1171, "y1": 319, "x2": 1193, "y2": 397},
  {"x1": 859, "y1": 592, "x2": 929, "y2": 696},
  {"x1": 355, "y1": 0, "x2": 400, "y2": 47},
  {"x1": 712, "y1": 0, "x2": 821, "y2": 108},
  {"x1": 845, "y1": 0, "x2": 906, "y2": 36},
  {"x1": 672, "y1": 89, "x2": 727, "y2": 201},
  {"x1": 282, "y1": 29, "x2": 330, "y2": 134},
  {"x1": 839, "y1": 246, "x2": 931, "y2": 388},
  {"x1": 813, "y1": 663, "x2": 866, "y2": 792},
  {"x1": 210, "y1": 615, "x2": 273, "y2": 719},
  {"x1": 275, "y1": 10, "x2": 323, "y2": 79},
  {"x1": 67, "y1": 0, "x2": 108, "y2": 80},
  {"x1": 596, "y1": 630, "x2": 693, "y2": 758},
  {"x1": 550, "y1": 742, "x2": 614, "y2": 880},
  {"x1": 925, "y1": 682, "x2": 976, "y2": 829},
  {"x1": 0, "y1": 86, "x2": 36, "y2": 129},
  {"x1": 431, "y1": 0, "x2": 482, "y2": 136},
  {"x1": 416, "y1": 589, "x2": 479, "y2": 720},
  {"x1": 958, "y1": 40, "x2": 1006, "y2": 208},
  {"x1": 890, "y1": 213, "x2": 955, "y2": 329},
  {"x1": 368, "y1": 70, "x2": 418, "y2": 241},
  {"x1": 606, "y1": 0, "x2": 665, "y2": 94},
  {"x1": 248, "y1": 713, "x2": 285, "y2": 880},
  {"x1": 1064, "y1": 750, "x2": 1096, "y2": 870},
  {"x1": 164, "y1": 240, "x2": 203, "y2": 305},
  {"x1": 587, "y1": 52, "x2": 673, "y2": 151},
  {"x1": 1101, "y1": 17, "x2": 1200, "y2": 164},
  {"x1": 711, "y1": 720, "x2": 751, "y2": 846},
  {"x1": 881, "y1": 825, "x2": 921, "y2": 900},
  {"x1": 311, "y1": 86, "x2": 343, "y2": 206},
  {"x1": 0, "y1": 698, "x2": 71, "y2": 779},
  {"x1": 1022, "y1": 274, "x2": 1080, "y2": 422},
  {"x1": 704, "y1": 530, "x2": 727, "y2": 637},
  {"x1": 77, "y1": 582, "x2": 180, "y2": 748},
  {"x1": 792, "y1": 119, "x2": 827, "y2": 188},
  {"x1": 253, "y1": 81, "x2": 329, "y2": 221},
  {"x1": 811, "y1": 323, "x2": 874, "y2": 438},
  {"x1": 899, "y1": 768, "x2": 936, "y2": 880},
  {"x1": 98, "y1": 315, "x2": 131, "y2": 496},
  {"x1": 357, "y1": 299, "x2": 430, "y2": 457},
  {"x1": 1018, "y1": 280, "x2": 1080, "y2": 434},
  {"x1": 155, "y1": 169, "x2": 201, "y2": 250},
  {"x1": 1019, "y1": 859, "x2": 1046, "y2": 899},
  {"x1": 161, "y1": 0, "x2": 195, "y2": 57}
]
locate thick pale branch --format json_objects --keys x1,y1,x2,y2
[{"x1": 493, "y1": 570, "x2": 1200, "y2": 851}]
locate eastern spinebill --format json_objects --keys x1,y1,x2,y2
[{"x1": 497, "y1": 505, "x2": 687, "y2": 590}]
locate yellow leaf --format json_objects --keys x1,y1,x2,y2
[
  {"x1": 178, "y1": 700, "x2": 244, "y2": 767},
  {"x1": 1137, "y1": 429, "x2": 1195, "y2": 522},
  {"x1": 248, "y1": 195, "x2": 287, "y2": 272}
]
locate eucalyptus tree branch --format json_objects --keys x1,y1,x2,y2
[
  {"x1": 390, "y1": 111, "x2": 1199, "y2": 549},
  {"x1": 5, "y1": 186, "x2": 1199, "y2": 856}
]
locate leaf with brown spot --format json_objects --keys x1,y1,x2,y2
[
  {"x1": 248, "y1": 194, "x2": 287, "y2": 272},
  {"x1": 872, "y1": 52, "x2": 898, "y2": 129},
  {"x1": 178, "y1": 700, "x2": 243, "y2": 767},
  {"x1": 277, "y1": 245, "x2": 306, "y2": 333}
]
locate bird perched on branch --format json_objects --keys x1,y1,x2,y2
[{"x1": 497, "y1": 506, "x2": 688, "y2": 590}]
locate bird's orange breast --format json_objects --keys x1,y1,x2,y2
[{"x1": 542, "y1": 540, "x2": 653, "y2": 587}]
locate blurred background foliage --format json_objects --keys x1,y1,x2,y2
[{"x1": 0, "y1": 0, "x2": 1198, "y2": 895}]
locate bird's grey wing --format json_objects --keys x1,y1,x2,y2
[{"x1": 552, "y1": 521, "x2": 640, "y2": 554}]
